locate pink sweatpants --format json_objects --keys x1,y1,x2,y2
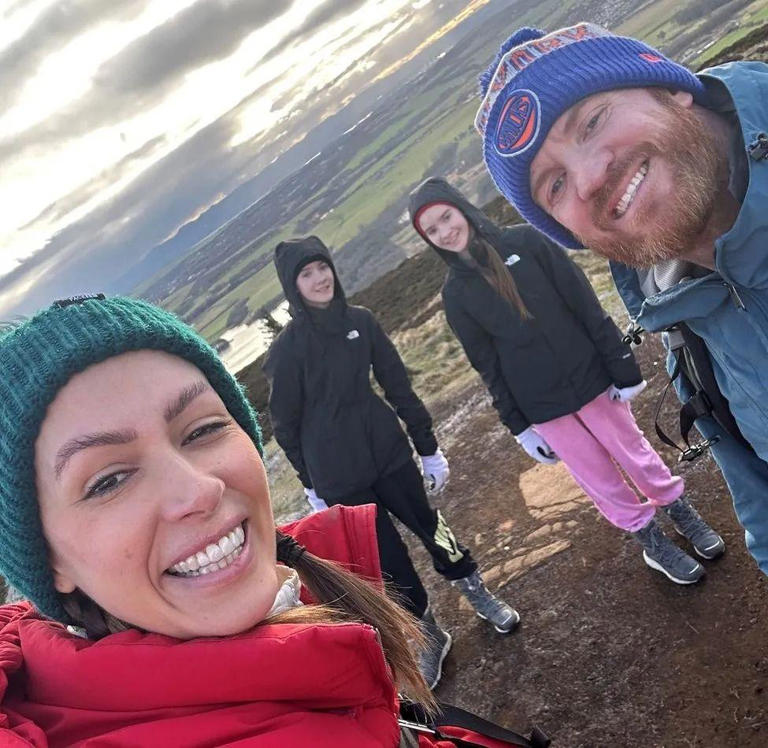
[{"x1": 533, "y1": 389, "x2": 684, "y2": 532}]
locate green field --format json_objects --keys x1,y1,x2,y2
[
  {"x1": 154, "y1": 0, "x2": 767, "y2": 343},
  {"x1": 194, "y1": 84, "x2": 481, "y2": 340}
]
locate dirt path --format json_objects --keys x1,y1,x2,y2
[{"x1": 402, "y1": 336, "x2": 768, "y2": 747}]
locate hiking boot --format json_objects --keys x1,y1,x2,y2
[
  {"x1": 663, "y1": 498, "x2": 725, "y2": 560},
  {"x1": 632, "y1": 517, "x2": 704, "y2": 585},
  {"x1": 452, "y1": 570, "x2": 520, "y2": 633},
  {"x1": 418, "y1": 607, "x2": 452, "y2": 690}
]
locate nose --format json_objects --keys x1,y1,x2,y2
[
  {"x1": 573, "y1": 148, "x2": 612, "y2": 202},
  {"x1": 158, "y1": 451, "x2": 225, "y2": 522}
]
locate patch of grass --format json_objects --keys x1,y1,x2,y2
[
  {"x1": 695, "y1": 2, "x2": 768, "y2": 65},
  {"x1": 618, "y1": 0, "x2": 688, "y2": 39},
  {"x1": 392, "y1": 309, "x2": 478, "y2": 409},
  {"x1": 262, "y1": 439, "x2": 307, "y2": 523}
]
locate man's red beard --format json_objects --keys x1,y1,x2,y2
[{"x1": 574, "y1": 94, "x2": 727, "y2": 269}]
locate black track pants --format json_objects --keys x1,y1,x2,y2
[{"x1": 330, "y1": 459, "x2": 477, "y2": 618}]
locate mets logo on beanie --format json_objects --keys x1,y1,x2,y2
[
  {"x1": 475, "y1": 23, "x2": 611, "y2": 154},
  {"x1": 495, "y1": 89, "x2": 540, "y2": 156}
]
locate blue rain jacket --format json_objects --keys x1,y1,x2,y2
[{"x1": 610, "y1": 61, "x2": 768, "y2": 574}]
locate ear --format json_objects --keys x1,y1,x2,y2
[{"x1": 670, "y1": 89, "x2": 694, "y2": 108}]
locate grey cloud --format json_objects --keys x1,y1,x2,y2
[
  {"x1": 20, "y1": 134, "x2": 168, "y2": 229},
  {"x1": 254, "y1": 0, "x2": 369, "y2": 67},
  {"x1": 269, "y1": 11, "x2": 411, "y2": 112},
  {"x1": 0, "y1": 93, "x2": 287, "y2": 315},
  {"x1": 95, "y1": 0, "x2": 292, "y2": 94},
  {"x1": 0, "y1": 0, "x2": 292, "y2": 165},
  {"x1": 0, "y1": 0, "x2": 149, "y2": 109},
  {"x1": 285, "y1": 0, "x2": 369, "y2": 41}
]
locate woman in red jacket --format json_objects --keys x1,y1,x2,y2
[{"x1": 0, "y1": 295, "x2": 440, "y2": 747}]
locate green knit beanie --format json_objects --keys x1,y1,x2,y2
[{"x1": 0, "y1": 295, "x2": 262, "y2": 623}]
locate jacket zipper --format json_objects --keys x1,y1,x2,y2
[{"x1": 724, "y1": 282, "x2": 746, "y2": 310}]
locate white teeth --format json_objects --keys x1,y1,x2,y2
[
  {"x1": 168, "y1": 523, "x2": 246, "y2": 577},
  {"x1": 614, "y1": 162, "x2": 648, "y2": 217},
  {"x1": 205, "y1": 543, "x2": 223, "y2": 563},
  {"x1": 220, "y1": 536, "x2": 234, "y2": 555}
]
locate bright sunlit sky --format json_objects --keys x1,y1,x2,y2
[{"x1": 0, "y1": 0, "x2": 482, "y2": 315}]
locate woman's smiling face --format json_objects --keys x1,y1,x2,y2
[
  {"x1": 416, "y1": 202, "x2": 471, "y2": 253},
  {"x1": 35, "y1": 350, "x2": 279, "y2": 639}
]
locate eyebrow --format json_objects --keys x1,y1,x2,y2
[
  {"x1": 53, "y1": 381, "x2": 211, "y2": 479},
  {"x1": 562, "y1": 97, "x2": 590, "y2": 139},
  {"x1": 164, "y1": 380, "x2": 209, "y2": 423},
  {"x1": 55, "y1": 429, "x2": 138, "y2": 479}
]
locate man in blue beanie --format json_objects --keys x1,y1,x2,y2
[{"x1": 476, "y1": 23, "x2": 768, "y2": 575}]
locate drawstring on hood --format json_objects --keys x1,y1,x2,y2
[{"x1": 274, "y1": 236, "x2": 346, "y2": 319}]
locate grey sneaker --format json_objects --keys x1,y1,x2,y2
[
  {"x1": 663, "y1": 498, "x2": 725, "y2": 559},
  {"x1": 418, "y1": 607, "x2": 452, "y2": 690},
  {"x1": 633, "y1": 518, "x2": 704, "y2": 584},
  {"x1": 452, "y1": 570, "x2": 520, "y2": 633}
]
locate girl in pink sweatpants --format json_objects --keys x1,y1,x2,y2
[
  {"x1": 533, "y1": 388, "x2": 682, "y2": 533},
  {"x1": 410, "y1": 177, "x2": 725, "y2": 585}
]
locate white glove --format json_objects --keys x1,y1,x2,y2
[
  {"x1": 304, "y1": 487, "x2": 328, "y2": 513},
  {"x1": 609, "y1": 380, "x2": 647, "y2": 402},
  {"x1": 515, "y1": 426, "x2": 559, "y2": 465},
  {"x1": 421, "y1": 449, "x2": 450, "y2": 492}
]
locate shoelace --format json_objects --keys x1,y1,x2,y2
[
  {"x1": 648, "y1": 530, "x2": 692, "y2": 568},
  {"x1": 669, "y1": 504, "x2": 709, "y2": 542}
]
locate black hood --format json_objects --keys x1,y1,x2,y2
[
  {"x1": 408, "y1": 177, "x2": 503, "y2": 269},
  {"x1": 274, "y1": 236, "x2": 346, "y2": 318}
]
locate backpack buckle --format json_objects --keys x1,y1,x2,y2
[
  {"x1": 748, "y1": 132, "x2": 768, "y2": 161},
  {"x1": 678, "y1": 436, "x2": 720, "y2": 463}
]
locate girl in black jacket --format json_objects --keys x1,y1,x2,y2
[
  {"x1": 263, "y1": 236, "x2": 519, "y2": 688},
  {"x1": 410, "y1": 178, "x2": 724, "y2": 586}
]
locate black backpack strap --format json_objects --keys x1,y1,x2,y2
[
  {"x1": 652, "y1": 346, "x2": 719, "y2": 463},
  {"x1": 677, "y1": 324, "x2": 753, "y2": 451},
  {"x1": 399, "y1": 700, "x2": 551, "y2": 747}
]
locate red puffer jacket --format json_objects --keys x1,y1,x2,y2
[{"x1": 0, "y1": 504, "x2": 414, "y2": 747}]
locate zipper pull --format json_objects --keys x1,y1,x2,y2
[{"x1": 724, "y1": 282, "x2": 746, "y2": 310}]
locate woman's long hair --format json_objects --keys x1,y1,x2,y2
[
  {"x1": 468, "y1": 235, "x2": 531, "y2": 319},
  {"x1": 60, "y1": 530, "x2": 435, "y2": 711}
]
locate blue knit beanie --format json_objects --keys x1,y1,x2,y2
[
  {"x1": 0, "y1": 295, "x2": 262, "y2": 623},
  {"x1": 476, "y1": 23, "x2": 706, "y2": 248}
]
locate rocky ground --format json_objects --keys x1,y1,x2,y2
[{"x1": 406, "y1": 336, "x2": 767, "y2": 747}]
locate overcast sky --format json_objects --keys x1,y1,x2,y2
[{"x1": 0, "y1": 0, "x2": 481, "y2": 315}]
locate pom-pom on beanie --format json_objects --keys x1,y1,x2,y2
[
  {"x1": 476, "y1": 22, "x2": 706, "y2": 248},
  {"x1": 0, "y1": 295, "x2": 262, "y2": 622}
]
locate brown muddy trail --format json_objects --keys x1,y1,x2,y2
[{"x1": 407, "y1": 337, "x2": 767, "y2": 747}]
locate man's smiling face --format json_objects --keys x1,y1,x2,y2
[{"x1": 529, "y1": 87, "x2": 723, "y2": 267}]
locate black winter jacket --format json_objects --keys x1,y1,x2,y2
[
  {"x1": 409, "y1": 178, "x2": 642, "y2": 435},
  {"x1": 263, "y1": 236, "x2": 438, "y2": 500}
]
